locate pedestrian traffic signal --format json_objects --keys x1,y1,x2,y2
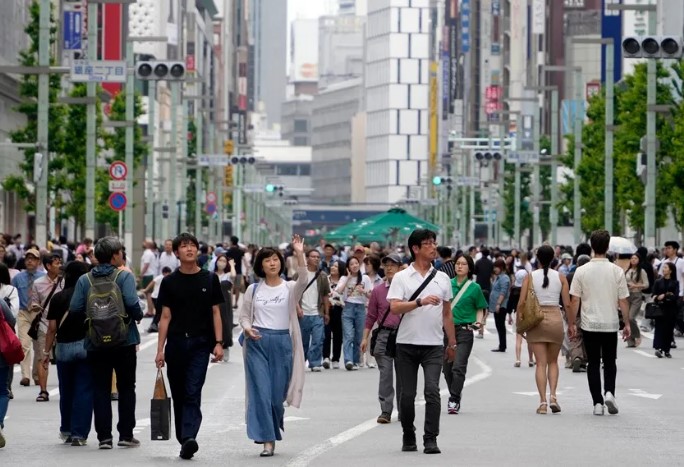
[
  {"x1": 135, "y1": 61, "x2": 186, "y2": 80},
  {"x1": 474, "y1": 151, "x2": 484, "y2": 161},
  {"x1": 622, "y1": 36, "x2": 683, "y2": 59},
  {"x1": 432, "y1": 176, "x2": 442, "y2": 185},
  {"x1": 265, "y1": 184, "x2": 275, "y2": 193},
  {"x1": 265, "y1": 184, "x2": 285, "y2": 196},
  {"x1": 230, "y1": 155, "x2": 257, "y2": 165}
]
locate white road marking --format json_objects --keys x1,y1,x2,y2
[
  {"x1": 133, "y1": 417, "x2": 151, "y2": 435},
  {"x1": 641, "y1": 331, "x2": 654, "y2": 340},
  {"x1": 513, "y1": 391, "x2": 538, "y2": 397},
  {"x1": 284, "y1": 416, "x2": 310, "y2": 422},
  {"x1": 627, "y1": 389, "x2": 662, "y2": 400},
  {"x1": 634, "y1": 350, "x2": 656, "y2": 359},
  {"x1": 286, "y1": 357, "x2": 493, "y2": 467}
]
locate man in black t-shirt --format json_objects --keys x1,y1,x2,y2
[
  {"x1": 474, "y1": 248, "x2": 494, "y2": 338},
  {"x1": 225, "y1": 236, "x2": 245, "y2": 309},
  {"x1": 155, "y1": 233, "x2": 224, "y2": 460}
]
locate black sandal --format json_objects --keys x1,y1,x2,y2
[{"x1": 36, "y1": 390, "x2": 49, "y2": 402}]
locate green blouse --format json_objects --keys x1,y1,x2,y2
[{"x1": 450, "y1": 277, "x2": 489, "y2": 324}]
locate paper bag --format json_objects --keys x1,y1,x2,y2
[{"x1": 150, "y1": 369, "x2": 171, "y2": 441}]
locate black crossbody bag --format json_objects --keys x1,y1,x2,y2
[{"x1": 385, "y1": 269, "x2": 438, "y2": 358}]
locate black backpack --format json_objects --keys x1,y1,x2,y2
[{"x1": 84, "y1": 270, "x2": 128, "y2": 349}]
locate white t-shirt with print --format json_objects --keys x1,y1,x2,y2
[
  {"x1": 387, "y1": 265, "x2": 453, "y2": 346},
  {"x1": 336, "y1": 274, "x2": 373, "y2": 304},
  {"x1": 252, "y1": 282, "x2": 291, "y2": 330},
  {"x1": 301, "y1": 271, "x2": 320, "y2": 316}
]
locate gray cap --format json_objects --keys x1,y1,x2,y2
[
  {"x1": 577, "y1": 254, "x2": 591, "y2": 267},
  {"x1": 381, "y1": 253, "x2": 402, "y2": 265}
]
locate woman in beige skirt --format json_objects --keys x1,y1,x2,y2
[{"x1": 518, "y1": 245, "x2": 571, "y2": 415}]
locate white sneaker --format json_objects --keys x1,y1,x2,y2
[
  {"x1": 0, "y1": 427, "x2": 5, "y2": 448},
  {"x1": 593, "y1": 403, "x2": 605, "y2": 416},
  {"x1": 367, "y1": 362, "x2": 377, "y2": 368},
  {"x1": 311, "y1": 366, "x2": 323, "y2": 372},
  {"x1": 322, "y1": 358, "x2": 331, "y2": 369},
  {"x1": 604, "y1": 392, "x2": 619, "y2": 415},
  {"x1": 351, "y1": 364, "x2": 360, "y2": 371},
  {"x1": 332, "y1": 361, "x2": 340, "y2": 369}
]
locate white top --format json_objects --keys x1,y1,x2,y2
[
  {"x1": 531, "y1": 269, "x2": 562, "y2": 306},
  {"x1": 657, "y1": 256, "x2": 684, "y2": 296},
  {"x1": 387, "y1": 265, "x2": 453, "y2": 346},
  {"x1": 366, "y1": 273, "x2": 384, "y2": 292},
  {"x1": 301, "y1": 270, "x2": 320, "y2": 316},
  {"x1": 336, "y1": 274, "x2": 373, "y2": 304},
  {"x1": 151, "y1": 274, "x2": 165, "y2": 299},
  {"x1": 141, "y1": 249, "x2": 158, "y2": 276},
  {"x1": 252, "y1": 282, "x2": 291, "y2": 330},
  {"x1": 0, "y1": 284, "x2": 19, "y2": 317},
  {"x1": 513, "y1": 269, "x2": 528, "y2": 288},
  {"x1": 569, "y1": 259, "x2": 630, "y2": 332},
  {"x1": 157, "y1": 252, "x2": 180, "y2": 272}
]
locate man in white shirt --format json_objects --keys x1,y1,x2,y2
[
  {"x1": 157, "y1": 239, "x2": 180, "y2": 273},
  {"x1": 140, "y1": 241, "x2": 159, "y2": 317},
  {"x1": 658, "y1": 241, "x2": 684, "y2": 297},
  {"x1": 388, "y1": 229, "x2": 456, "y2": 455},
  {"x1": 296, "y1": 250, "x2": 330, "y2": 371},
  {"x1": 567, "y1": 229, "x2": 630, "y2": 416}
]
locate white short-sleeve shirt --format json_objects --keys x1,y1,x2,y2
[
  {"x1": 569, "y1": 258, "x2": 630, "y2": 332},
  {"x1": 387, "y1": 265, "x2": 453, "y2": 346}
]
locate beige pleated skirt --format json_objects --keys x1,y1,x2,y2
[{"x1": 526, "y1": 305, "x2": 564, "y2": 345}]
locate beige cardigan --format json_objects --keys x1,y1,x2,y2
[{"x1": 239, "y1": 266, "x2": 308, "y2": 408}]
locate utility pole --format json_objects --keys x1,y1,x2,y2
[
  {"x1": 169, "y1": 81, "x2": 180, "y2": 238},
  {"x1": 85, "y1": 0, "x2": 97, "y2": 240},
  {"x1": 550, "y1": 88, "x2": 559, "y2": 245},
  {"x1": 124, "y1": 3, "x2": 134, "y2": 255},
  {"x1": 35, "y1": 0, "x2": 50, "y2": 247},
  {"x1": 644, "y1": 11, "x2": 657, "y2": 247},
  {"x1": 194, "y1": 110, "x2": 203, "y2": 237},
  {"x1": 145, "y1": 81, "x2": 156, "y2": 241}
]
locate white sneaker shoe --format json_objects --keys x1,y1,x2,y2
[
  {"x1": 311, "y1": 366, "x2": 323, "y2": 372},
  {"x1": 322, "y1": 358, "x2": 331, "y2": 369},
  {"x1": 604, "y1": 392, "x2": 619, "y2": 415},
  {"x1": 0, "y1": 427, "x2": 6, "y2": 448},
  {"x1": 332, "y1": 361, "x2": 340, "y2": 369},
  {"x1": 593, "y1": 403, "x2": 605, "y2": 416}
]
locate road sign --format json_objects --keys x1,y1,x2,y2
[
  {"x1": 108, "y1": 180, "x2": 126, "y2": 192},
  {"x1": 108, "y1": 192, "x2": 127, "y2": 211},
  {"x1": 205, "y1": 202, "x2": 217, "y2": 215},
  {"x1": 205, "y1": 191, "x2": 217, "y2": 204},
  {"x1": 71, "y1": 60, "x2": 127, "y2": 83},
  {"x1": 63, "y1": 10, "x2": 82, "y2": 51},
  {"x1": 197, "y1": 154, "x2": 230, "y2": 167},
  {"x1": 109, "y1": 161, "x2": 128, "y2": 180},
  {"x1": 456, "y1": 176, "x2": 480, "y2": 187}
]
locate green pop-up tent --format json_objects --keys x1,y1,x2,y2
[{"x1": 325, "y1": 208, "x2": 440, "y2": 245}]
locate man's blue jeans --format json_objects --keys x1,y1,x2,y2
[
  {"x1": 0, "y1": 365, "x2": 9, "y2": 429},
  {"x1": 342, "y1": 302, "x2": 366, "y2": 365},
  {"x1": 56, "y1": 339, "x2": 94, "y2": 439},
  {"x1": 299, "y1": 315, "x2": 324, "y2": 368}
]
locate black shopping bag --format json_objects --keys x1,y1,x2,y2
[{"x1": 150, "y1": 369, "x2": 171, "y2": 441}]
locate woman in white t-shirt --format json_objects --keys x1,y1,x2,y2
[
  {"x1": 335, "y1": 257, "x2": 372, "y2": 371},
  {"x1": 0, "y1": 263, "x2": 19, "y2": 317}
]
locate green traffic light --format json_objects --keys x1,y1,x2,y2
[
  {"x1": 432, "y1": 176, "x2": 442, "y2": 185},
  {"x1": 265, "y1": 184, "x2": 275, "y2": 192}
]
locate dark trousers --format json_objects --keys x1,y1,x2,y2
[
  {"x1": 165, "y1": 336, "x2": 211, "y2": 444},
  {"x1": 88, "y1": 345, "x2": 137, "y2": 442},
  {"x1": 582, "y1": 330, "x2": 617, "y2": 406},
  {"x1": 152, "y1": 298, "x2": 162, "y2": 326},
  {"x1": 323, "y1": 305, "x2": 343, "y2": 362},
  {"x1": 443, "y1": 327, "x2": 474, "y2": 403},
  {"x1": 653, "y1": 310, "x2": 677, "y2": 352},
  {"x1": 494, "y1": 308, "x2": 508, "y2": 351},
  {"x1": 396, "y1": 344, "x2": 443, "y2": 442}
]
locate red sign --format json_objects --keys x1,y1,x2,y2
[
  {"x1": 186, "y1": 55, "x2": 195, "y2": 72},
  {"x1": 109, "y1": 161, "x2": 128, "y2": 180},
  {"x1": 485, "y1": 85, "x2": 502, "y2": 101}
]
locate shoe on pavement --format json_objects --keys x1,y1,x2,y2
[
  {"x1": 401, "y1": 431, "x2": 417, "y2": 452},
  {"x1": 117, "y1": 437, "x2": 141, "y2": 447},
  {"x1": 475, "y1": 334, "x2": 484, "y2": 339},
  {"x1": 655, "y1": 349, "x2": 663, "y2": 358},
  {"x1": 0, "y1": 427, "x2": 5, "y2": 449},
  {"x1": 71, "y1": 438, "x2": 87, "y2": 446},
  {"x1": 664, "y1": 352, "x2": 672, "y2": 358},
  {"x1": 351, "y1": 363, "x2": 360, "y2": 370},
  {"x1": 572, "y1": 358, "x2": 582, "y2": 373},
  {"x1": 345, "y1": 362, "x2": 353, "y2": 371},
  {"x1": 59, "y1": 432, "x2": 72, "y2": 444},
  {"x1": 447, "y1": 399, "x2": 460, "y2": 415},
  {"x1": 180, "y1": 438, "x2": 199, "y2": 460},
  {"x1": 367, "y1": 362, "x2": 377, "y2": 368},
  {"x1": 377, "y1": 412, "x2": 391, "y2": 424},
  {"x1": 99, "y1": 439, "x2": 113, "y2": 449},
  {"x1": 671, "y1": 341, "x2": 677, "y2": 349},
  {"x1": 423, "y1": 439, "x2": 441, "y2": 454},
  {"x1": 332, "y1": 361, "x2": 340, "y2": 369},
  {"x1": 322, "y1": 358, "x2": 331, "y2": 369},
  {"x1": 147, "y1": 323, "x2": 159, "y2": 333},
  {"x1": 20, "y1": 377, "x2": 30, "y2": 387},
  {"x1": 111, "y1": 392, "x2": 119, "y2": 401},
  {"x1": 491, "y1": 348, "x2": 505, "y2": 352},
  {"x1": 593, "y1": 404, "x2": 605, "y2": 416},
  {"x1": 8, "y1": 390, "x2": 12, "y2": 400},
  {"x1": 604, "y1": 392, "x2": 619, "y2": 415},
  {"x1": 311, "y1": 366, "x2": 323, "y2": 372}
]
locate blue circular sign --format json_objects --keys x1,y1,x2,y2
[
  {"x1": 109, "y1": 192, "x2": 127, "y2": 211},
  {"x1": 205, "y1": 202, "x2": 217, "y2": 215}
]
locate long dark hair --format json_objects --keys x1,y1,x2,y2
[
  {"x1": 536, "y1": 245, "x2": 555, "y2": 289},
  {"x1": 346, "y1": 256, "x2": 363, "y2": 286},
  {"x1": 329, "y1": 259, "x2": 347, "y2": 278},
  {"x1": 625, "y1": 254, "x2": 643, "y2": 283}
]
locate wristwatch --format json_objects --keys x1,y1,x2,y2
[
  {"x1": 215, "y1": 340, "x2": 224, "y2": 346},
  {"x1": 416, "y1": 298, "x2": 422, "y2": 307}
]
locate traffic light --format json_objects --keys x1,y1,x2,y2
[
  {"x1": 223, "y1": 140, "x2": 234, "y2": 155},
  {"x1": 474, "y1": 151, "x2": 484, "y2": 161},
  {"x1": 622, "y1": 36, "x2": 683, "y2": 59},
  {"x1": 432, "y1": 176, "x2": 442, "y2": 186},
  {"x1": 474, "y1": 150, "x2": 502, "y2": 161},
  {"x1": 135, "y1": 61, "x2": 186, "y2": 80},
  {"x1": 230, "y1": 155, "x2": 257, "y2": 165},
  {"x1": 224, "y1": 166, "x2": 233, "y2": 187},
  {"x1": 265, "y1": 184, "x2": 285, "y2": 196}
]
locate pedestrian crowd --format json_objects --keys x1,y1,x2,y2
[{"x1": 0, "y1": 229, "x2": 682, "y2": 456}]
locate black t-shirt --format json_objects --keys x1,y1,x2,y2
[
  {"x1": 226, "y1": 246, "x2": 245, "y2": 275},
  {"x1": 474, "y1": 257, "x2": 494, "y2": 291},
  {"x1": 158, "y1": 269, "x2": 224, "y2": 340},
  {"x1": 47, "y1": 288, "x2": 86, "y2": 343}
]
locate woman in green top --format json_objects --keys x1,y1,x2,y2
[{"x1": 443, "y1": 254, "x2": 489, "y2": 415}]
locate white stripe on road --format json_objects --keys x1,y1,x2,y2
[
  {"x1": 633, "y1": 350, "x2": 656, "y2": 359},
  {"x1": 285, "y1": 357, "x2": 493, "y2": 467}
]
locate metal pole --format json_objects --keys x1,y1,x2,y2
[
  {"x1": 35, "y1": 0, "x2": 50, "y2": 247},
  {"x1": 169, "y1": 81, "x2": 179, "y2": 238},
  {"x1": 194, "y1": 109, "x2": 203, "y2": 237},
  {"x1": 124, "y1": 7, "x2": 134, "y2": 255},
  {"x1": 85, "y1": 1, "x2": 97, "y2": 240},
  {"x1": 550, "y1": 89, "x2": 559, "y2": 245},
  {"x1": 207, "y1": 121, "x2": 216, "y2": 243},
  {"x1": 573, "y1": 69, "x2": 583, "y2": 246},
  {"x1": 645, "y1": 13, "x2": 657, "y2": 247},
  {"x1": 180, "y1": 99, "x2": 188, "y2": 232},
  {"x1": 460, "y1": 152, "x2": 467, "y2": 246},
  {"x1": 234, "y1": 162, "x2": 243, "y2": 241},
  {"x1": 532, "y1": 100, "x2": 541, "y2": 246},
  {"x1": 145, "y1": 81, "x2": 156, "y2": 240},
  {"x1": 514, "y1": 160, "x2": 521, "y2": 249},
  {"x1": 604, "y1": 42, "x2": 614, "y2": 232}
]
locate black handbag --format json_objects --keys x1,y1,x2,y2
[
  {"x1": 385, "y1": 269, "x2": 438, "y2": 358},
  {"x1": 645, "y1": 302, "x2": 664, "y2": 320},
  {"x1": 370, "y1": 307, "x2": 392, "y2": 357},
  {"x1": 28, "y1": 278, "x2": 62, "y2": 341}
]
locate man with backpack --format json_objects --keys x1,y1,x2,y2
[{"x1": 69, "y1": 236, "x2": 143, "y2": 449}]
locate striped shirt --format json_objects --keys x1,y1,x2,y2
[{"x1": 439, "y1": 259, "x2": 456, "y2": 279}]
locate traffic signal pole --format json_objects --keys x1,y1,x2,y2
[
  {"x1": 169, "y1": 81, "x2": 179, "y2": 238},
  {"x1": 124, "y1": 4, "x2": 134, "y2": 256},
  {"x1": 645, "y1": 12, "x2": 657, "y2": 248},
  {"x1": 35, "y1": 0, "x2": 50, "y2": 247},
  {"x1": 145, "y1": 81, "x2": 156, "y2": 240},
  {"x1": 85, "y1": 0, "x2": 98, "y2": 240}
]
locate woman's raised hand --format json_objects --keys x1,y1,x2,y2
[{"x1": 292, "y1": 234, "x2": 305, "y2": 254}]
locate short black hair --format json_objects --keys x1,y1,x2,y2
[
  {"x1": 94, "y1": 236, "x2": 123, "y2": 264},
  {"x1": 575, "y1": 242, "x2": 592, "y2": 258},
  {"x1": 665, "y1": 240, "x2": 680, "y2": 251},
  {"x1": 589, "y1": 229, "x2": 611, "y2": 255},
  {"x1": 63, "y1": 261, "x2": 90, "y2": 289},
  {"x1": 172, "y1": 233, "x2": 199, "y2": 252},
  {"x1": 363, "y1": 254, "x2": 381, "y2": 272},
  {"x1": 407, "y1": 229, "x2": 437, "y2": 260},
  {"x1": 438, "y1": 246, "x2": 452, "y2": 259},
  {"x1": 306, "y1": 249, "x2": 321, "y2": 258},
  {"x1": 230, "y1": 236, "x2": 239, "y2": 246},
  {"x1": 3, "y1": 252, "x2": 17, "y2": 268},
  {"x1": 0, "y1": 262, "x2": 10, "y2": 285},
  {"x1": 324, "y1": 243, "x2": 335, "y2": 250},
  {"x1": 253, "y1": 247, "x2": 285, "y2": 278},
  {"x1": 480, "y1": 248, "x2": 490, "y2": 258},
  {"x1": 42, "y1": 252, "x2": 62, "y2": 267},
  {"x1": 161, "y1": 267, "x2": 172, "y2": 274}
]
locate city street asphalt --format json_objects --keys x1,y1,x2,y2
[{"x1": 1, "y1": 316, "x2": 682, "y2": 466}]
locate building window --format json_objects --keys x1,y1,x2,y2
[
  {"x1": 294, "y1": 119, "x2": 308, "y2": 132},
  {"x1": 293, "y1": 136, "x2": 309, "y2": 146}
]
